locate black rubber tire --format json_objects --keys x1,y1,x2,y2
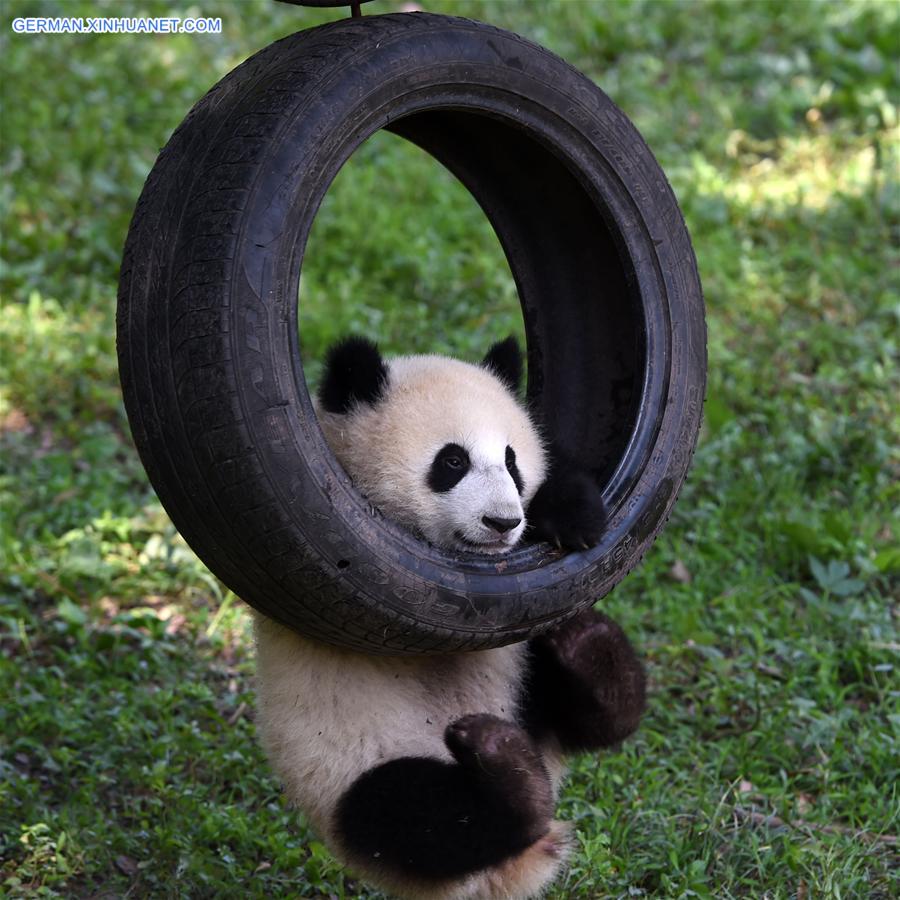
[{"x1": 117, "y1": 13, "x2": 706, "y2": 655}]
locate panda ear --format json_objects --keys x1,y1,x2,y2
[
  {"x1": 482, "y1": 336, "x2": 523, "y2": 393},
  {"x1": 318, "y1": 336, "x2": 389, "y2": 414}
]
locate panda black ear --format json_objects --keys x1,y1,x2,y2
[
  {"x1": 319, "y1": 336, "x2": 389, "y2": 414},
  {"x1": 482, "y1": 336, "x2": 523, "y2": 393}
]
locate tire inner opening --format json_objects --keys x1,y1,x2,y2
[{"x1": 300, "y1": 106, "x2": 646, "y2": 555}]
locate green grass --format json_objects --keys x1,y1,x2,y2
[{"x1": 2, "y1": 0, "x2": 898, "y2": 897}]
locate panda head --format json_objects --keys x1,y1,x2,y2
[{"x1": 315, "y1": 336, "x2": 546, "y2": 555}]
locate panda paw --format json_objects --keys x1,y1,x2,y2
[
  {"x1": 445, "y1": 714, "x2": 554, "y2": 823},
  {"x1": 445, "y1": 714, "x2": 543, "y2": 773},
  {"x1": 526, "y1": 467, "x2": 607, "y2": 550},
  {"x1": 530, "y1": 610, "x2": 646, "y2": 751}
]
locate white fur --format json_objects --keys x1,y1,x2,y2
[{"x1": 254, "y1": 350, "x2": 568, "y2": 899}]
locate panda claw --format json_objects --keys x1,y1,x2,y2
[{"x1": 526, "y1": 465, "x2": 607, "y2": 552}]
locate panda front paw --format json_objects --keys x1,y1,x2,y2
[{"x1": 526, "y1": 467, "x2": 607, "y2": 550}]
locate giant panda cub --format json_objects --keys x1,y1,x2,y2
[{"x1": 254, "y1": 336, "x2": 646, "y2": 900}]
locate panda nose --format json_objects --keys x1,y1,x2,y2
[{"x1": 482, "y1": 515, "x2": 522, "y2": 535}]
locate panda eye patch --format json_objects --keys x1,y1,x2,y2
[
  {"x1": 505, "y1": 445, "x2": 524, "y2": 495},
  {"x1": 428, "y1": 443, "x2": 471, "y2": 493}
]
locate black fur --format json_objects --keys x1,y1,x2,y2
[
  {"x1": 318, "y1": 336, "x2": 389, "y2": 414},
  {"x1": 428, "y1": 443, "x2": 471, "y2": 493},
  {"x1": 521, "y1": 610, "x2": 646, "y2": 753},
  {"x1": 482, "y1": 336, "x2": 523, "y2": 393},
  {"x1": 505, "y1": 445, "x2": 524, "y2": 494},
  {"x1": 336, "y1": 714, "x2": 553, "y2": 880},
  {"x1": 526, "y1": 455, "x2": 607, "y2": 550}
]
